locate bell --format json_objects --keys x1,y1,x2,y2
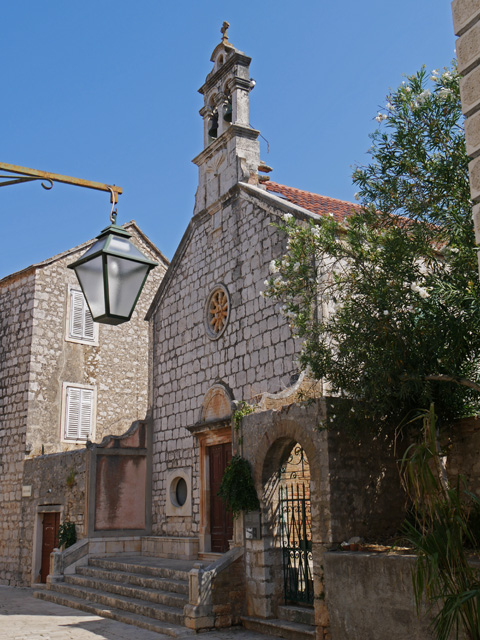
[
  {"x1": 208, "y1": 112, "x2": 218, "y2": 138},
  {"x1": 223, "y1": 101, "x2": 232, "y2": 123}
]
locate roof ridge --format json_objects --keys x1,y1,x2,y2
[
  {"x1": 264, "y1": 180, "x2": 360, "y2": 223},
  {"x1": 266, "y1": 180, "x2": 358, "y2": 207}
]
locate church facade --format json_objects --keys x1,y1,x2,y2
[{"x1": 145, "y1": 29, "x2": 404, "y2": 638}]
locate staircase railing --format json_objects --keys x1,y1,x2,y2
[{"x1": 184, "y1": 546, "x2": 245, "y2": 630}]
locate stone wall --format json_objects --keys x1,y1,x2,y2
[
  {"x1": 210, "y1": 555, "x2": 245, "y2": 627},
  {"x1": 88, "y1": 420, "x2": 151, "y2": 536},
  {"x1": 149, "y1": 185, "x2": 299, "y2": 538},
  {"x1": 21, "y1": 448, "x2": 87, "y2": 585},
  {"x1": 0, "y1": 269, "x2": 36, "y2": 585},
  {"x1": 26, "y1": 223, "x2": 166, "y2": 456},
  {"x1": 323, "y1": 551, "x2": 433, "y2": 640},
  {"x1": 452, "y1": 0, "x2": 480, "y2": 270},
  {"x1": 240, "y1": 401, "x2": 405, "y2": 637},
  {"x1": 445, "y1": 415, "x2": 480, "y2": 495},
  {"x1": 326, "y1": 421, "x2": 406, "y2": 544}
]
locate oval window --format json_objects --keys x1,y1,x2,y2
[{"x1": 175, "y1": 477, "x2": 188, "y2": 507}]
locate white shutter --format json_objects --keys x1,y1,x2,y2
[
  {"x1": 70, "y1": 290, "x2": 85, "y2": 339},
  {"x1": 65, "y1": 386, "x2": 94, "y2": 440},
  {"x1": 69, "y1": 290, "x2": 95, "y2": 341},
  {"x1": 65, "y1": 387, "x2": 81, "y2": 439},
  {"x1": 79, "y1": 389, "x2": 93, "y2": 439},
  {"x1": 83, "y1": 305, "x2": 95, "y2": 340}
]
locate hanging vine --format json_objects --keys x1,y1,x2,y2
[{"x1": 218, "y1": 455, "x2": 260, "y2": 518}]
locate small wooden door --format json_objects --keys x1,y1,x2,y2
[
  {"x1": 40, "y1": 512, "x2": 60, "y2": 583},
  {"x1": 209, "y1": 443, "x2": 233, "y2": 552}
]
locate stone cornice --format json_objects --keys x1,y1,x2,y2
[
  {"x1": 199, "y1": 50, "x2": 251, "y2": 96},
  {"x1": 192, "y1": 124, "x2": 260, "y2": 167}
]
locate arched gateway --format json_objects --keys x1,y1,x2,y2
[{"x1": 240, "y1": 401, "x2": 331, "y2": 638}]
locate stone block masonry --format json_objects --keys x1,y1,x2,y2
[
  {"x1": 0, "y1": 223, "x2": 166, "y2": 586},
  {"x1": 0, "y1": 269, "x2": 36, "y2": 585},
  {"x1": 26, "y1": 225, "x2": 166, "y2": 457},
  {"x1": 21, "y1": 449, "x2": 87, "y2": 584},
  {"x1": 452, "y1": 0, "x2": 480, "y2": 271},
  {"x1": 149, "y1": 185, "x2": 300, "y2": 539}
]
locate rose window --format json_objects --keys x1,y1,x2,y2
[{"x1": 205, "y1": 285, "x2": 230, "y2": 339}]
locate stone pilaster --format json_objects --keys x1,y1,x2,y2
[{"x1": 452, "y1": 0, "x2": 480, "y2": 269}]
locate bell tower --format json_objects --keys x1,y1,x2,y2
[{"x1": 192, "y1": 23, "x2": 260, "y2": 215}]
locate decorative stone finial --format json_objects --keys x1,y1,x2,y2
[{"x1": 221, "y1": 21, "x2": 230, "y2": 44}]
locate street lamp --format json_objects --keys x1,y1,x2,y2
[
  {"x1": 0, "y1": 162, "x2": 158, "y2": 325},
  {"x1": 68, "y1": 212, "x2": 158, "y2": 325}
]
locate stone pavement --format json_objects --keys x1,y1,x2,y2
[{"x1": 0, "y1": 586, "x2": 278, "y2": 640}]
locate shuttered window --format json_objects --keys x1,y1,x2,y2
[
  {"x1": 69, "y1": 289, "x2": 95, "y2": 342},
  {"x1": 64, "y1": 386, "x2": 94, "y2": 440}
]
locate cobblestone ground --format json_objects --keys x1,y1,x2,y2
[{"x1": 0, "y1": 587, "x2": 277, "y2": 640}]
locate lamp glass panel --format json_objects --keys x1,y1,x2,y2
[
  {"x1": 106, "y1": 256, "x2": 149, "y2": 317},
  {"x1": 108, "y1": 236, "x2": 148, "y2": 261},
  {"x1": 79, "y1": 237, "x2": 108, "y2": 260},
  {"x1": 74, "y1": 256, "x2": 106, "y2": 318}
]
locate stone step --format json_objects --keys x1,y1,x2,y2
[
  {"x1": 47, "y1": 581, "x2": 185, "y2": 626},
  {"x1": 241, "y1": 615, "x2": 316, "y2": 640},
  {"x1": 197, "y1": 552, "x2": 222, "y2": 562},
  {"x1": 65, "y1": 573, "x2": 188, "y2": 608},
  {"x1": 278, "y1": 604, "x2": 315, "y2": 626},
  {"x1": 76, "y1": 565, "x2": 189, "y2": 595},
  {"x1": 89, "y1": 557, "x2": 192, "y2": 583},
  {"x1": 34, "y1": 590, "x2": 194, "y2": 638}
]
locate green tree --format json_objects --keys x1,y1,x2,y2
[
  {"x1": 401, "y1": 405, "x2": 480, "y2": 640},
  {"x1": 264, "y1": 64, "x2": 480, "y2": 432}
]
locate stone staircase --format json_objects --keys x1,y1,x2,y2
[
  {"x1": 35, "y1": 553, "x2": 316, "y2": 639},
  {"x1": 34, "y1": 555, "x2": 197, "y2": 637},
  {"x1": 242, "y1": 604, "x2": 316, "y2": 640}
]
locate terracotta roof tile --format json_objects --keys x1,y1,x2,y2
[{"x1": 265, "y1": 181, "x2": 361, "y2": 222}]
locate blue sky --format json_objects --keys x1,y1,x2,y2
[{"x1": 0, "y1": 2, "x2": 456, "y2": 278}]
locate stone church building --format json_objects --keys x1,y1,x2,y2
[{"x1": 6, "y1": 27, "x2": 478, "y2": 640}]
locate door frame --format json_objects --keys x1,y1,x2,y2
[
  {"x1": 196, "y1": 425, "x2": 231, "y2": 553},
  {"x1": 32, "y1": 504, "x2": 63, "y2": 585}
]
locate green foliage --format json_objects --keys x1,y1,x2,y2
[
  {"x1": 58, "y1": 520, "x2": 76, "y2": 549},
  {"x1": 264, "y1": 64, "x2": 480, "y2": 432},
  {"x1": 66, "y1": 468, "x2": 76, "y2": 488},
  {"x1": 233, "y1": 401, "x2": 255, "y2": 432},
  {"x1": 401, "y1": 406, "x2": 480, "y2": 640},
  {"x1": 218, "y1": 455, "x2": 260, "y2": 519}
]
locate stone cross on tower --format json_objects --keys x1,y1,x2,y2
[
  {"x1": 192, "y1": 25, "x2": 260, "y2": 215},
  {"x1": 220, "y1": 21, "x2": 230, "y2": 44}
]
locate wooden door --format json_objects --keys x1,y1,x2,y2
[
  {"x1": 40, "y1": 512, "x2": 59, "y2": 583},
  {"x1": 209, "y1": 443, "x2": 233, "y2": 552}
]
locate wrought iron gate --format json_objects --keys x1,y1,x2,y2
[{"x1": 279, "y1": 481, "x2": 314, "y2": 604}]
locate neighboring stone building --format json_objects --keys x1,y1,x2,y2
[{"x1": 0, "y1": 221, "x2": 167, "y2": 586}]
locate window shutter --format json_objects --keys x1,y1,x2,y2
[
  {"x1": 79, "y1": 389, "x2": 93, "y2": 439},
  {"x1": 69, "y1": 290, "x2": 95, "y2": 341},
  {"x1": 83, "y1": 305, "x2": 95, "y2": 340},
  {"x1": 70, "y1": 290, "x2": 85, "y2": 339},
  {"x1": 65, "y1": 387, "x2": 81, "y2": 439},
  {"x1": 65, "y1": 386, "x2": 94, "y2": 440}
]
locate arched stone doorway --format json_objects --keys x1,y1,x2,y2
[
  {"x1": 261, "y1": 438, "x2": 315, "y2": 612},
  {"x1": 240, "y1": 401, "x2": 331, "y2": 638}
]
